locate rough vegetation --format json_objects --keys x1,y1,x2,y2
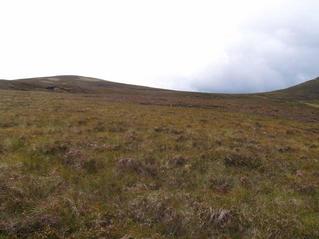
[{"x1": 0, "y1": 76, "x2": 318, "y2": 238}]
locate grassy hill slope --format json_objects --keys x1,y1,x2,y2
[
  {"x1": 0, "y1": 76, "x2": 318, "y2": 238},
  {"x1": 265, "y1": 77, "x2": 319, "y2": 100}
]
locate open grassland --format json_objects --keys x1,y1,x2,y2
[{"x1": 0, "y1": 89, "x2": 318, "y2": 238}]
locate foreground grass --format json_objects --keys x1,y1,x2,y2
[{"x1": 0, "y1": 90, "x2": 318, "y2": 238}]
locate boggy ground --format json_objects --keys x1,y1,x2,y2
[{"x1": 0, "y1": 89, "x2": 318, "y2": 238}]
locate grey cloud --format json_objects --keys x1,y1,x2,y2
[{"x1": 189, "y1": 1, "x2": 319, "y2": 93}]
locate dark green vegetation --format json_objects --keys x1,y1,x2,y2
[{"x1": 0, "y1": 76, "x2": 318, "y2": 238}]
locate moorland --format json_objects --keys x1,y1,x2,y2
[{"x1": 0, "y1": 75, "x2": 318, "y2": 238}]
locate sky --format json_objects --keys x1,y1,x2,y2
[{"x1": 0, "y1": 0, "x2": 318, "y2": 93}]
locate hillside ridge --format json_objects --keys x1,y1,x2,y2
[{"x1": 0, "y1": 75, "x2": 319, "y2": 100}]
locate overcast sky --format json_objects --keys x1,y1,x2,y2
[{"x1": 0, "y1": 0, "x2": 318, "y2": 93}]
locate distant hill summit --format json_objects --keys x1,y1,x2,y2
[
  {"x1": 0, "y1": 75, "x2": 156, "y2": 94},
  {"x1": 0, "y1": 75, "x2": 319, "y2": 100}
]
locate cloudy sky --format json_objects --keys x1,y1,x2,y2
[{"x1": 0, "y1": 0, "x2": 318, "y2": 93}]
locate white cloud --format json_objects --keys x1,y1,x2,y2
[
  {"x1": 0, "y1": 0, "x2": 318, "y2": 92},
  {"x1": 190, "y1": 0, "x2": 319, "y2": 92}
]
